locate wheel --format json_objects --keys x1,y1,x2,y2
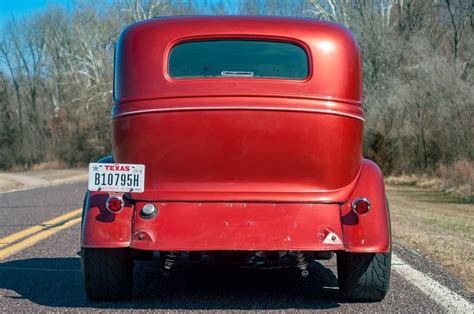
[
  {"x1": 82, "y1": 247, "x2": 133, "y2": 301},
  {"x1": 337, "y1": 252, "x2": 391, "y2": 301}
]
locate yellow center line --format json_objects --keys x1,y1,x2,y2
[
  {"x1": 0, "y1": 208, "x2": 82, "y2": 249},
  {"x1": 0, "y1": 208, "x2": 82, "y2": 261}
]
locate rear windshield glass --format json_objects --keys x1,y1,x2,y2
[{"x1": 169, "y1": 40, "x2": 309, "y2": 79}]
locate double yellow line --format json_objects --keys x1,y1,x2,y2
[{"x1": 0, "y1": 208, "x2": 82, "y2": 260}]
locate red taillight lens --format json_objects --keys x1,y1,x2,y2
[
  {"x1": 352, "y1": 198, "x2": 371, "y2": 215},
  {"x1": 106, "y1": 195, "x2": 124, "y2": 213}
]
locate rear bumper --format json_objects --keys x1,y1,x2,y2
[
  {"x1": 130, "y1": 202, "x2": 344, "y2": 251},
  {"x1": 81, "y1": 159, "x2": 391, "y2": 253}
]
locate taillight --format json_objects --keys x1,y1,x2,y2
[
  {"x1": 352, "y1": 198, "x2": 371, "y2": 215},
  {"x1": 106, "y1": 195, "x2": 124, "y2": 213}
]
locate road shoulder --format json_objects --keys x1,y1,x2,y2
[
  {"x1": 393, "y1": 243, "x2": 473, "y2": 312},
  {"x1": 0, "y1": 169, "x2": 87, "y2": 193}
]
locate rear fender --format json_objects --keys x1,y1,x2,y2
[
  {"x1": 341, "y1": 159, "x2": 391, "y2": 253},
  {"x1": 81, "y1": 155, "x2": 134, "y2": 248}
]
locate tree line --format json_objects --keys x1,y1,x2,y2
[{"x1": 0, "y1": 0, "x2": 472, "y2": 180}]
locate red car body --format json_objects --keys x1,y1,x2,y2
[
  {"x1": 82, "y1": 16, "x2": 390, "y2": 253},
  {"x1": 81, "y1": 16, "x2": 391, "y2": 301}
]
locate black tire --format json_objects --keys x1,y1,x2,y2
[
  {"x1": 82, "y1": 247, "x2": 133, "y2": 301},
  {"x1": 337, "y1": 252, "x2": 391, "y2": 301}
]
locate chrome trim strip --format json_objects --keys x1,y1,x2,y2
[{"x1": 112, "y1": 106, "x2": 365, "y2": 121}]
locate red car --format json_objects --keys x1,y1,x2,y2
[{"x1": 81, "y1": 16, "x2": 391, "y2": 302}]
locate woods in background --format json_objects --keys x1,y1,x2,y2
[{"x1": 0, "y1": 1, "x2": 472, "y2": 183}]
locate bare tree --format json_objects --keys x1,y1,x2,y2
[
  {"x1": 118, "y1": 0, "x2": 171, "y2": 21},
  {"x1": 0, "y1": 0, "x2": 471, "y2": 179},
  {"x1": 440, "y1": 0, "x2": 472, "y2": 60}
]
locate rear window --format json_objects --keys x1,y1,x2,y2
[{"x1": 169, "y1": 40, "x2": 309, "y2": 79}]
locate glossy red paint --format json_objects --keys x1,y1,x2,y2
[
  {"x1": 113, "y1": 106, "x2": 363, "y2": 202},
  {"x1": 341, "y1": 160, "x2": 391, "y2": 253},
  {"x1": 113, "y1": 16, "x2": 362, "y2": 104},
  {"x1": 81, "y1": 191, "x2": 133, "y2": 248},
  {"x1": 130, "y1": 202, "x2": 344, "y2": 251},
  {"x1": 82, "y1": 16, "x2": 390, "y2": 253},
  {"x1": 82, "y1": 160, "x2": 390, "y2": 252},
  {"x1": 112, "y1": 16, "x2": 363, "y2": 202}
]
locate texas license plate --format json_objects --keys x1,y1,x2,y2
[{"x1": 88, "y1": 163, "x2": 145, "y2": 193}]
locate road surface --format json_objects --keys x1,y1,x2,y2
[{"x1": 0, "y1": 182, "x2": 472, "y2": 312}]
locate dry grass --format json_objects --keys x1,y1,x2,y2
[
  {"x1": 437, "y1": 160, "x2": 474, "y2": 199},
  {"x1": 0, "y1": 177, "x2": 22, "y2": 192},
  {"x1": 387, "y1": 183, "x2": 474, "y2": 292},
  {"x1": 30, "y1": 161, "x2": 68, "y2": 171},
  {"x1": 26, "y1": 168, "x2": 87, "y2": 181},
  {"x1": 9, "y1": 161, "x2": 68, "y2": 172},
  {"x1": 386, "y1": 160, "x2": 474, "y2": 200}
]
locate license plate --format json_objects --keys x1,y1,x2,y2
[{"x1": 88, "y1": 163, "x2": 145, "y2": 193}]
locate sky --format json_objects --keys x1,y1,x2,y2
[
  {"x1": 0, "y1": 0, "x2": 72, "y2": 25},
  {"x1": 0, "y1": 0, "x2": 244, "y2": 28}
]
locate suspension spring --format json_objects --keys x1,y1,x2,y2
[
  {"x1": 161, "y1": 251, "x2": 179, "y2": 275},
  {"x1": 295, "y1": 251, "x2": 310, "y2": 277}
]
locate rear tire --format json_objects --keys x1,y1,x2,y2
[
  {"x1": 337, "y1": 252, "x2": 391, "y2": 301},
  {"x1": 82, "y1": 247, "x2": 133, "y2": 301}
]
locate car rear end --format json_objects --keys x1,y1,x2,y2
[{"x1": 81, "y1": 16, "x2": 391, "y2": 302}]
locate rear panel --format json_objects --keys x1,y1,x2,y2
[
  {"x1": 113, "y1": 105, "x2": 362, "y2": 202},
  {"x1": 112, "y1": 16, "x2": 364, "y2": 202}
]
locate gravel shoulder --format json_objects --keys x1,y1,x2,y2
[{"x1": 0, "y1": 169, "x2": 87, "y2": 192}]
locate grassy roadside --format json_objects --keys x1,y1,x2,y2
[{"x1": 387, "y1": 183, "x2": 474, "y2": 292}]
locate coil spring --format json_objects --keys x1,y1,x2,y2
[
  {"x1": 162, "y1": 251, "x2": 179, "y2": 271},
  {"x1": 295, "y1": 251, "x2": 309, "y2": 272}
]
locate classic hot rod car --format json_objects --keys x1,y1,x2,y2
[{"x1": 81, "y1": 16, "x2": 391, "y2": 302}]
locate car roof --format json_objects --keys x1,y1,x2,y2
[{"x1": 114, "y1": 15, "x2": 362, "y2": 105}]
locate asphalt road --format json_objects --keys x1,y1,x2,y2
[{"x1": 0, "y1": 182, "x2": 470, "y2": 312}]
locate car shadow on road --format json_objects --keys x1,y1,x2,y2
[{"x1": 0, "y1": 257, "x2": 341, "y2": 310}]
